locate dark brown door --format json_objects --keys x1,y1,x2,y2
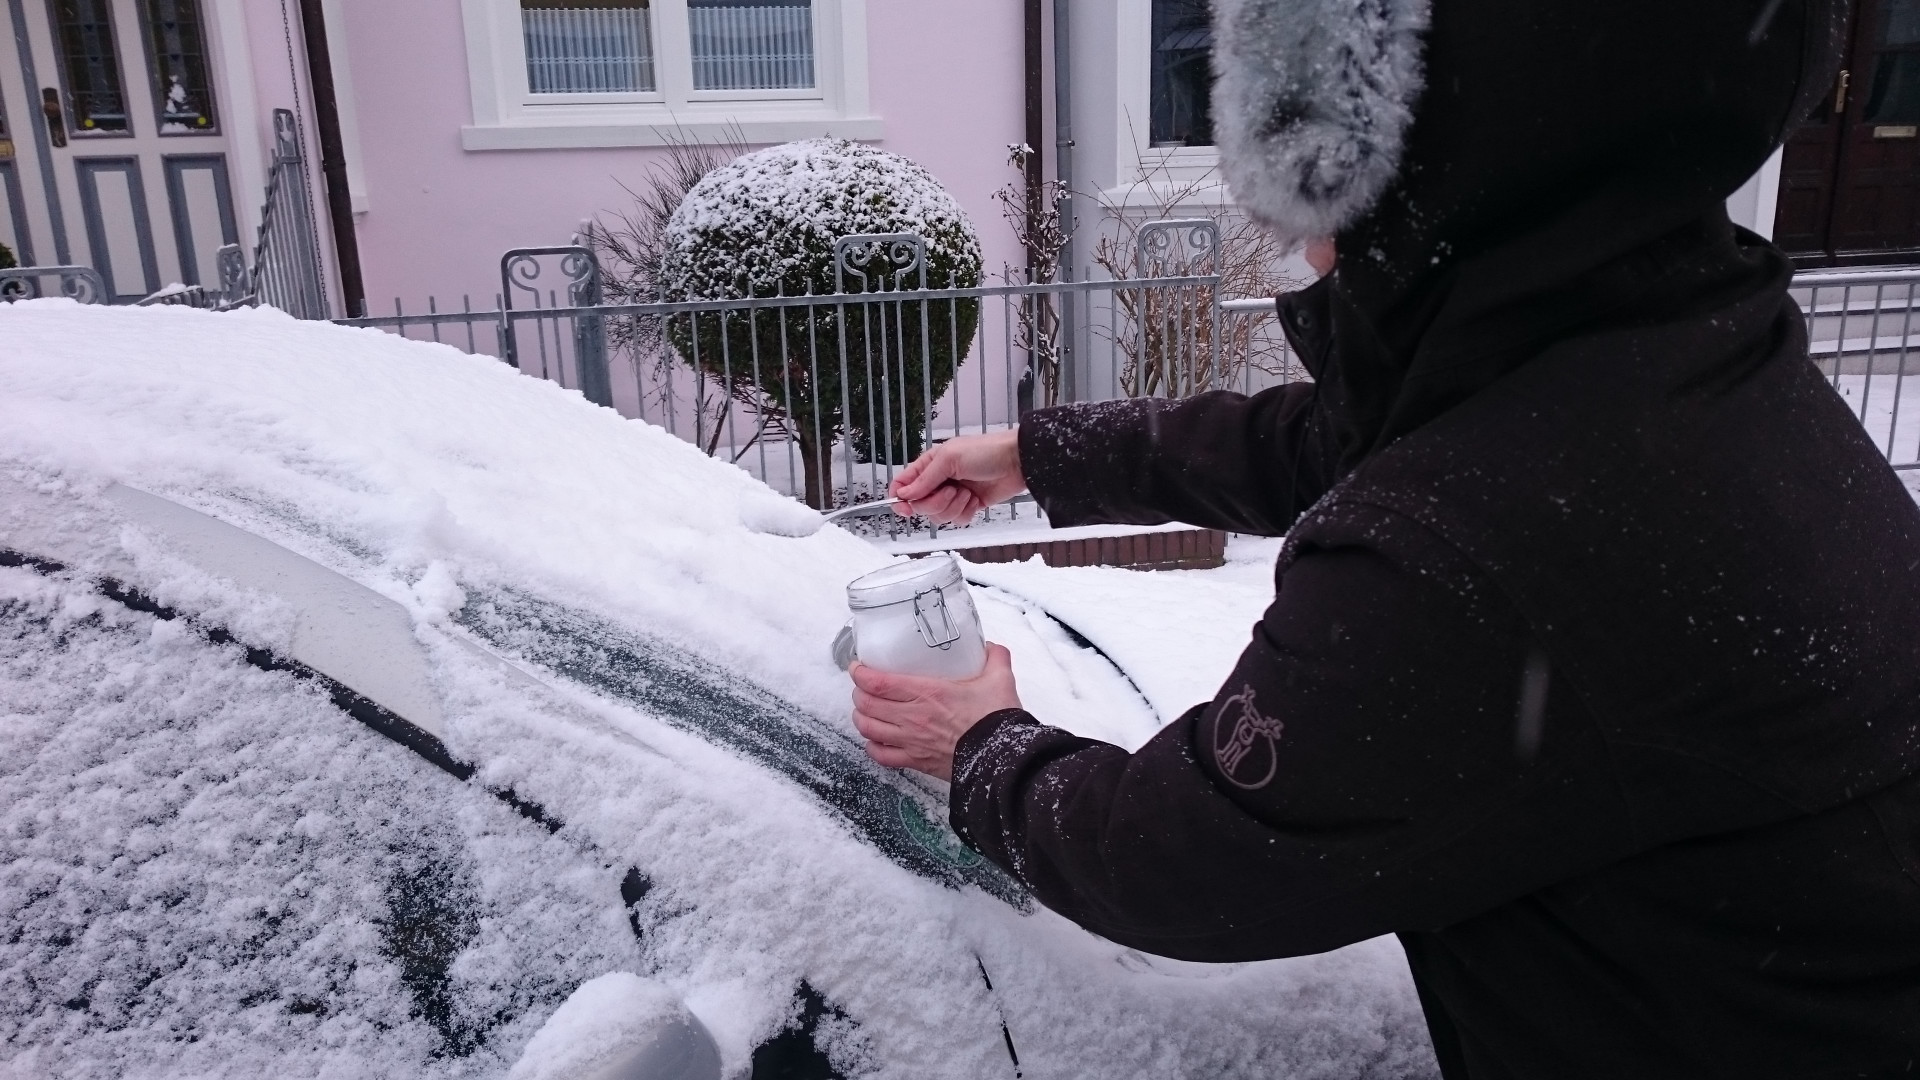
[{"x1": 1776, "y1": 0, "x2": 1920, "y2": 265}]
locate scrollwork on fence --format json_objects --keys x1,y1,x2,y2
[
  {"x1": 0, "y1": 265, "x2": 108, "y2": 305},
  {"x1": 1120, "y1": 219, "x2": 1224, "y2": 399},
  {"x1": 498, "y1": 245, "x2": 611, "y2": 407},
  {"x1": 833, "y1": 234, "x2": 928, "y2": 294},
  {"x1": 1135, "y1": 218, "x2": 1220, "y2": 279}
]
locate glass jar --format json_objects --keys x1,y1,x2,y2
[{"x1": 832, "y1": 555, "x2": 986, "y2": 679}]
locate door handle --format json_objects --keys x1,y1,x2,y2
[
  {"x1": 1835, "y1": 69, "x2": 1851, "y2": 115},
  {"x1": 40, "y1": 88, "x2": 66, "y2": 148}
]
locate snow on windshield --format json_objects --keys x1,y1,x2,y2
[
  {"x1": 0, "y1": 565, "x2": 639, "y2": 1078},
  {"x1": 0, "y1": 301, "x2": 1433, "y2": 1077}
]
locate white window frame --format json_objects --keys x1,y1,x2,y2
[
  {"x1": 459, "y1": 0, "x2": 879, "y2": 151},
  {"x1": 1073, "y1": 0, "x2": 1227, "y2": 210}
]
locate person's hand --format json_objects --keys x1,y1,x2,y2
[
  {"x1": 850, "y1": 644, "x2": 1022, "y2": 782},
  {"x1": 889, "y1": 429, "x2": 1025, "y2": 525}
]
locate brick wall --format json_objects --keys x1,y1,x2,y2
[{"x1": 912, "y1": 528, "x2": 1227, "y2": 571}]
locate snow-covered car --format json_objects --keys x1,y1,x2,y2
[{"x1": 0, "y1": 300, "x2": 1433, "y2": 1079}]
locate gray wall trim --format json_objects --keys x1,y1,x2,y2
[
  {"x1": 0, "y1": 161, "x2": 32, "y2": 265},
  {"x1": 7, "y1": 0, "x2": 68, "y2": 263},
  {"x1": 161, "y1": 152, "x2": 234, "y2": 285},
  {"x1": 75, "y1": 155, "x2": 159, "y2": 302}
]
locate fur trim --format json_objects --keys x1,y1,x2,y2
[{"x1": 1214, "y1": 0, "x2": 1431, "y2": 239}]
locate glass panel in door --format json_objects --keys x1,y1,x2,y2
[
  {"x1": 49, "y1": 0, "x2": 131, "y2": 135},
  {"x1": 138, "y1": 0, "x2": 217, "y2": 132}
]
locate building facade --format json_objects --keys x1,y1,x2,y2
[{"x1": 4, "y1": 0, "x2": 1898, "y2": 318}]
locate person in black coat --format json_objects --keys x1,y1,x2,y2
[{"x1": 847, "y1": 1, "x2": 1920, "y2": 1075}]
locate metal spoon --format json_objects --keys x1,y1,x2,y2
[{"x1": 820, "y1": 496, "x2": 906, "y2": 525}]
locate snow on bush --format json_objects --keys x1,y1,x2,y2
[{"x1": 661, "y1": 138, "x2": 984, "y2": 506}]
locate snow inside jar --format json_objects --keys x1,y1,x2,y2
[{"x1": 833, "y1": 555, "x2": 987, "y2": 679}]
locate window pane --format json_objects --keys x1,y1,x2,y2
[
  {"x1": 51, "y1": 0, "x2": 129, "y2": 134},
  {"x1": 1867, "y1": 52, "x2": 1920, "y2": 124},
  {"x1": 142, "y1": 0, "x2": 216, "y2": 132},
  {"x1": 1886, "y1": 0, "x2": 1920, "y2": 46},
  {"x1": 522, "y1": 0, "x2": 656, "y2": 94},
  {"x1": 687, "y1": 0, "x2": 814, "y2": 92},
  {"x1": 1150, "y1": 0, "x2": 1212, "y2": 147}
]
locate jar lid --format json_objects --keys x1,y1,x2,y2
[{"x1": 846, "y1": 554, "x2": 963, "y2": 610}]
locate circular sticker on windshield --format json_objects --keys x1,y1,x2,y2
[{"x1": 897, "y1": 794, "x2": 984, "y2": 868}]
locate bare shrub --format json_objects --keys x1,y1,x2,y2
[
  {"x1": 582, "y1": 127, "x2": 751, "y2": 454},
  {"x1": 1090, "y1": 152, "x2": 1308, "y2": 399}
]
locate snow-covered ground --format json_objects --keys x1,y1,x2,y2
[
  {"x1": 0, "y1": 301, "x2": 1432, "y2": 1079},
  {"x1": 1830, "y1": 371, "x2": 1920, "y2": 465},
  {"x1": 964, "y1": 537, "x2": 1283, "y2": 733}
]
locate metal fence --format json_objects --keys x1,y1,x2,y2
[
  {"x1": 0, "y1": 264, "x2": 108, "y2": 304},
  {"x1": 235, "y1": 109, "x2": 329, "y2": 319},
  {"x1": 329, "y1": 240, "x2": 1920, "y2": 519},
  {"x1": 1793, "y1": 269, "x2": 1920, "y2": 471},
  {"x1": 335, "y1": 221, "x2": 1303, "y2": 515}
]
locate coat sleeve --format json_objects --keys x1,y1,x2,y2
[
  {"x1": 948, "y1": 501, "x2": 1636, "y2": 960},
  {"x1": 1016, "y1": 383, "x2": 1343, "y2": 536}
]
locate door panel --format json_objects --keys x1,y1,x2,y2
[
  {"x1": 1830, "y1": 0, "x2": 1920, "y2": 256},
  {"x1": 0, "y1": 163, "x2": 29, "y2": 263},
  {"x1": 1, "y1": 0, "x2": 231, "y2": 297},
  {"x1": 161, "y1": 152, "x2": 232, "y2": 286},
  {"x1": 2, "y1": 0, "x2": 65, "y2": 266},
  {"x1": 76, "y1": 155, "x2": 156, "y2": 299},
  {"x1": 1782, "y1": 0, "x2": 1920, "y2": 264},
  {"x1": 0, "y1": 80, "x2": 31, "y2": 264}
]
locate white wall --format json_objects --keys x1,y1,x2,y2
[{"x1": 1727, "y1": 148, "x2": 1785, "y2": 239}]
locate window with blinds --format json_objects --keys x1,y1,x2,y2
[
  {"x1": 521, "y1": 0, "x2": 658, "y2": 94},
  {"x1": 687, "y1": 0, "x2": 814, "y2": 92}
]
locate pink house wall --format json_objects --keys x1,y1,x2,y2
[{"x1": 299, "y1": 1, "x2": 1028, "y2": 313}]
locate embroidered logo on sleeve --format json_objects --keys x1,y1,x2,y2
[{"x1": 1211, "y1": 687, "x2": 1285, "y2": 790}]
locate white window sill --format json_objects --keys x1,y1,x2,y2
[
  {"x1": 461, "y1": 111, "x2": 884, "y2": 151},
  {"x1": 1102, "y1": 146, "x2": 1233, "y2": 211}
]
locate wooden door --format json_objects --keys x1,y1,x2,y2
[
  {"x1": 1774, "y1": 0, "x2": 1856, "y2": 259},
  {"x1": 1828, "y1": 0, "x2": 1920, "y2": 259},
  {"x1": 1777, "y1": 0, "x2": 1920, "y2": 265},
  {"x1": 0, "y1": 0, "x2": 239, "y2": 301}
]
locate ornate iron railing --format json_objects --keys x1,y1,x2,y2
[
  {"x1": 333, "y1": 228, "x2": 1276, "y2": 518},
  {"x1": 229, "y1": 108, "x2": 328, "y2": 318},
  {"x1": 0, "y1": 264, "x2": 108, "y2": 304}
]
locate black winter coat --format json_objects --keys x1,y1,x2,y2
[{"x1": 948, "y1": 228, "x2": 1920, "y2": 1077}]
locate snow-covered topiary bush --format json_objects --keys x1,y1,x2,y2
[{"x1": 661, "y1": 138, "x2": 982, "y2": 508}]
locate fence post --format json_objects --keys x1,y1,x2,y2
[{"x1": 499, "y1": 246, "x2": 612, "y2": 406}]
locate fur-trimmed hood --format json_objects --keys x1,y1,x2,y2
[
  {"x1": 1213, "y1": 0, "x2": 1429, "y2": 239},
  {"x1": 1213, "y1": 0, "x2": 1848, "y2": 461}
]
